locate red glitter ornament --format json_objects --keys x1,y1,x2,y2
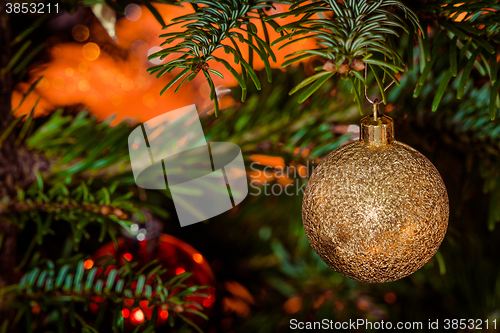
[{"x1": 89, "y1": 233, "x2": 215, "y2": 328}]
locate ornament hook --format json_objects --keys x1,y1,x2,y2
[
  {"x1": 372, "y1": 99, "x2": 379, "y2": 121},
  {"x1": 363, "y1": 59, "x2": 395, "y2": 105}
]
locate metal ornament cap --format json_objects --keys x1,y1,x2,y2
[
  {"x1": 360, "y1": 114, "x2": 394, "y2": 146},
  {"x1": 302, "y1": 111, "x2": 449, "y2": 283}
]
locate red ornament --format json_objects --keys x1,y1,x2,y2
[{"x1": 89, "y1": 234, "x2": 215, "y2": 328}]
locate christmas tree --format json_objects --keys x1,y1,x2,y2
[{"x1": 1, "y1": 0, "x2": 500, "y2": 332}]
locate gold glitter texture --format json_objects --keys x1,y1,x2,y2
[{"x1": 302, "y1": 114, "x2": 449, "y2": 283}]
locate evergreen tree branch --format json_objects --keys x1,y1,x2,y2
[
  {"x1": 148, "y1": 0, "x2": 277, "y2": 115},
  {"x1": 268, "y1": 0, "x2": 420, "y2": 112},
  {"x1": 0, "y1": 172, "x2": 146, "y2": 250},
  {"x1": 153, "y1": 1, "x2": 499, "y2": 116},
  {"x1": 408, "y1": 1, "x2": 500, "y2": 114},
  {"x1": 25, "y1": 109, "x2": 131, "y2": 179},
  {"x1": 0, "y1": 258, "x2": 209, "y2": 332}
]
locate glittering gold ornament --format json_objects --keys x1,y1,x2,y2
[{"x1": 302, "y1": 103, "x2": 449, "y2": 283}]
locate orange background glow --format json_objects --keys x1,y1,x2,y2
[{"x1": 12, "y1": 3, "x2": 317, "y2": 124}]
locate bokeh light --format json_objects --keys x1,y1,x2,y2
[
  {"x1": 82, "y1": 43, "x2": 101, "y2": 61},
  {"x1": 147, "y1": 46, "x2": 163, "y2": 65},
  {"x1": 125, "y1": 4, "x2": 142, "y2": 22},
  {"x1": 52, "y1": 77, "x2": 65, "y2": 90},
  {"x1": 78, "y1": 80, "x2": 90, "y2": 92},
  {"x1": 121, "y1": 308, "x2": 130, "y2": 318},
  {"x1": 142, "y1": 93, "x2": 156, "y2": 108},
  {"x1": 130, "y1": 308, "x2": 145, "y2": 324},
  {"x1": 77, "y1": 62, "x2": 88, "y2": 72},
  {"x1": 71, "y1": 24, "x2": 89, "y2": 42},
  {"x1": 65, "y1": 67, "x2": 74, "y2": 77},
  {"x1": 384, "y1": 292, "x2": 397, "y2": 304},
  {"x1": 159, "y1": 310, "x2": 169, "y2": 319},
  {"x1": 83, "y1": 259, "x2": 94, "y2": 269},
  {"x1": 193, "y1": 253, "x2": 203, "y2": 263}
]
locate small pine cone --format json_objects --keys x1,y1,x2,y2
[
  {"x1": 322, "y1": 60, "x2": 336, "y2": 72},
  {"x1": 337, "y1": 62, "x2": 350, "y2": 74},
  {"x1": 101, "y1": 206, "x2": 111, "y2": 215},
  {"x1": 350, "y1": 58, "x2": 365, "y2": 71},
  {"x1": 112, "y1": 208, "x2": 127, "y2": 219},
  {"x1": 31, "y1": 302, "x2": 41, "y2": 315},
  {"x1": 283, "y1": 295, "x2": 303, "y2": 314},
  {"x1": 173, "y1": 304, "x2": 184, "y2": 313}
]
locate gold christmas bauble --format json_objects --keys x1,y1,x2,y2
[{"x1": 302, "y1": 109, "x2": 449, "y2": 283}]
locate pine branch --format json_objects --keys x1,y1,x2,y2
[
  {"x1": 267, "y1": 0, "x2": 421, "y2": 112},
  {"x1": 0, "y1": 172, "x2": 146, "y2": 250},
  {"x1": 148, "y1": 0, "x2": 277, "y2": 115},
  {"x1": 153, "y1": 0, "x2": 421, "y2": 114},
  {"x1": 0, "y1": 257, "x2": 209, "y2": 332},
  {"x1": 153, "y1": 1, "x2": 499, "y2": 116},
  {"x1": 25, "y1": 109, "x2": 131, "y2": 179},
  {"x1": 409, "y1": 1, "x2": 500, "y2": 115},
  {"x1": 201, "y1": 70, "x2": 354, "y2": 160}
]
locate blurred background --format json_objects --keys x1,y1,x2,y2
[{"x1": 2, "y1": 1, "x2": 500, "y2": 332}]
